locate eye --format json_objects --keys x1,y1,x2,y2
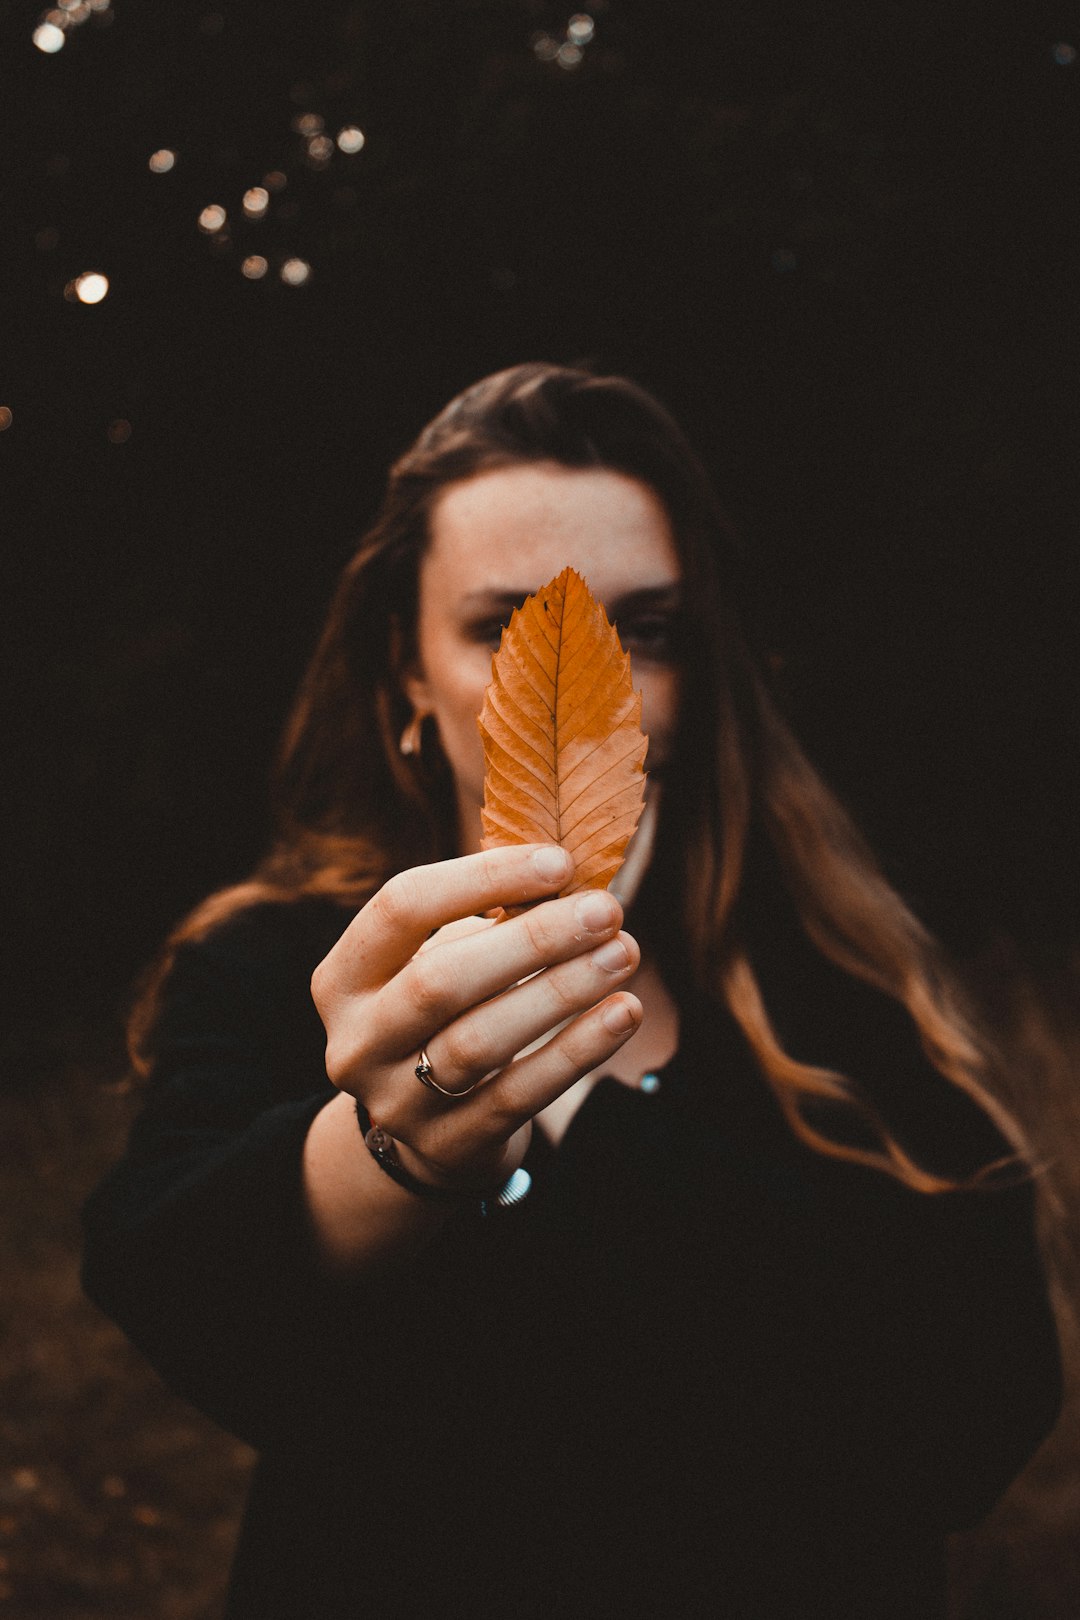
[
  {"x1": 464, "y1": 618, "x2": 509, "y2": 649},
  {"x1": 615, "y1": 614, "x2": 680, "y2": 662}
]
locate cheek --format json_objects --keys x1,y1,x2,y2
[
  {"x1": 449, "y1": 658, "x2": 493, "y2": 727},
  {"x1": 639, "y1": 668, "x2": 680, "y2": 756},
  {"x1": 427, "y1": 645, "x2": 491, "y2": 754}
]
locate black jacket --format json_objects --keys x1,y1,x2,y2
[{"x1": 82, "y1": 897, "x2": 1061, "y2": 1618}]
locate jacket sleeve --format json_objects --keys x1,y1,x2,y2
[{"x1": 80, "y1": 903, "x2": 464, "y2": 1450}]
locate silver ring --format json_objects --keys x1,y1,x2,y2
[{"x1": 414, "y1": 1046, "x2": 479, "y2": 1099}]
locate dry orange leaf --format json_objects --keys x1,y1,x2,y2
[{"x1": 478, "y1": 567, "x2": 648, "y2": 892}]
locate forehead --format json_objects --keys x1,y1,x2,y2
[{"x1": 424, "y1": 462, "x2": 681, "y2": 601}]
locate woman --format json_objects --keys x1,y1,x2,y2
[{"x1": 83, "y1": 363, "x2": 1061, "y2": 1617}]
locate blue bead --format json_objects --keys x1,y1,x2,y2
[{"x1": 495, "y1": 1167, "x2": 532, "y2": 1208}]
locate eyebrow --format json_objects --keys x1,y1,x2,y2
[{"x1": 461, "y1": 583, "x2": 683, "y2": 616}]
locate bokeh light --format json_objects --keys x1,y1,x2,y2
[
  {"x1": 242, "y1": 186, "x2": 269, "y2": 218},
  {"x1": 106, "y1": 418, "x2": 131, "y2": 444},
  {"x1": 568, "y1": 15, "x2": 595, "y2": 45},
  {"x1": 149, "y1": 149, "x2": 176, "y2": 174},
  {"x1": 198, "y1": 204, "x2": 227, "y2": 234},
  {"x1": 535, "y1": 15, "x2": 594, "y2": 67},
  {"x1": 241, "y1": 255, "x2": 269, "y2": 279},
  {"x1": 0, "y1": 407, "x2": 13, "y2": 432},
  {"x1": 307, "y1": 134, "x2": 334, "y2": 165},
  {"x1": 73, "y1": 271, "x2": 109, "y2": 304},
  {"x1": 337, "y1": 126, "x2": 365, "y2": 154},
  {"x1": 263, "y1": 170, "x2": 287, "y2": 193},
  {"x1": 1052, "y1": 42, "x2": 1076, "y2": 65},
  {"x1": 32, "y1": 22, "x2": 65, "y2": 52},
  {"x1": 292, "y1": 113, "x2": 324, "y2": 137},
  {"x1": 280, "y1": 257, "x2": 311, "y2": 286}
]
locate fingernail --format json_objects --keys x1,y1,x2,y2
[
  {"x1": 533, "y1": 846, "x2": 572, "y2": 884},
  {"x1": 602, "y1": 999, "x2": 637, "y2": 1035},
  {"x1": 592, "y1": 938, "x2": 629, "y2": 973},
  {"x1": 575, "y1": 891, "x2": 617, "y2": 932}
]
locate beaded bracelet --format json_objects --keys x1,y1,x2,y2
[{"x1": 357, "y1": 1101, "x2": 531, "y2": 1216}]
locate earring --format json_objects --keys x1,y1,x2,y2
[{"x1": 399, "y1": 711, "x2": 427, "y2": 757}]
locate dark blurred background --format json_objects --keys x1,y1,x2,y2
[
  {"x1": 4, "y1": 0, "x2": 1077, "y2": 1065},
  {"x1": 2, "y1": 2, "x2": 1078, "y2": 1613}
]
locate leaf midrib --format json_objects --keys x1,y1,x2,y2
[{"x1": 550, "y1": 588, "x2": 564, "y2": 843}]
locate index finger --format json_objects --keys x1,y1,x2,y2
[{"x1": 334, "y1": 843, "x2": 573, "y2": 987}]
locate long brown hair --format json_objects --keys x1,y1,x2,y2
[{"x1": 130, "y1": 362, "x2": 1027, "y2": 1190}]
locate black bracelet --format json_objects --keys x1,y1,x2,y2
[{"x1": 356, "y1": 1101, "x2": 531, "y2": 1216}]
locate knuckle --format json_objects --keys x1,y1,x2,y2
[
  {"x1": 322, "y1": 1008, "x2": 376, "y2": 1091},
  {"x1": 520, "y1": 902, "x2": 559, "y2": 959},
  {"x1": 309, "y1": 959, "x2": 333, "y2": 1013},
  {"x1": 482, "y1": 1093, "x2": 521, "y2": 1138},
  {"x1": 542, "y1": 966, "x2": 583, "y2": 1021},
  {"x1": 371, "y1": 871, "x2": 420, "y2": 932},
  {"x1": 553, "y1": 1016, "x2": 605, "y2": 1073},
  {"x1": 322, "y1": 1034, "x2": 351, "y2": 1089},
  {"x1": 373, "y1": 1092, "x2": 408, "y2": 1136},
  {"x1": 438, "y1": 1022, "x2": 484, "y2": 1078},
  {"x1": 407, "y1": 956, "x2": 453, "y2": 1022}
]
